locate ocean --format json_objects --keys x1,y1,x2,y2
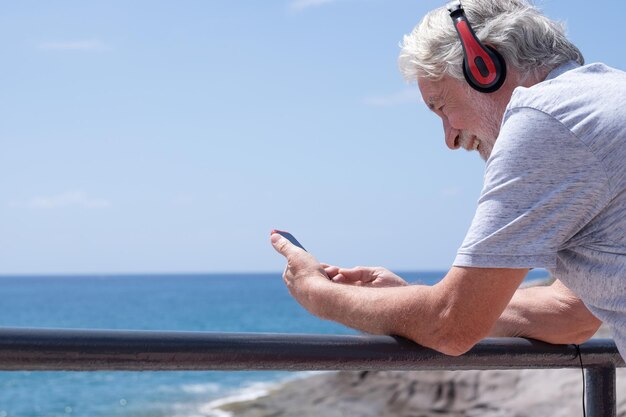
[{"x1": 0, "y1": 270, "x2": 549, "y2": 416}]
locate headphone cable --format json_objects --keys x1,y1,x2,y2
[{"x1": 575, "y1": 344, "x2": 586, "y2": 417}]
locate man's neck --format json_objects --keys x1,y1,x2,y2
[{"x1": 518, "y1": 67, "x2": 552, "y2": 88}]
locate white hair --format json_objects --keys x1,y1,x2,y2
[{"x1": 399, "y1": 0, "x2": 584, "y2": 83}]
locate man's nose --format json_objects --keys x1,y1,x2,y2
[{"x1": 444, "y1": 119, "x2": 461, "y2": 150}]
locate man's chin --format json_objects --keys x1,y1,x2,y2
[{"x1": 478, "y1": 145, "x2": 493, "y2": 161}]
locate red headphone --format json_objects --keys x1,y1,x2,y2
[{"x1": 447, "y1": 1, "x2": 506, "y2": 93}]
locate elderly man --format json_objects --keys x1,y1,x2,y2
[{"x1": 271, "y1": 0, "x2": 626, "y2": 357}]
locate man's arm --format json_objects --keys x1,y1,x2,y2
[
  {"x1": 271, "y1": 233, "x2": 527, "y2": 356},
  {"x1": 490, "y1": 279, "x2": 602, "y2": 344}
]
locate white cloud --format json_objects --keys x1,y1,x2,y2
[
  {"x1": 289, "y1": 0, "x2": 338, "y2": 12},
  {"x1": 9, "y1": 191, "x2": 112, "y2": 210},
  {"x1": 363, "y1": 89, "x2": 420, "y2": 107},
  {"x1": 38, "y1": 40, "x2": 107, "y2": 51}
]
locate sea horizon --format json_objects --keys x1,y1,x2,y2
[{"x1": 0, "y1": 268, "x2": 550, "y2": 279}]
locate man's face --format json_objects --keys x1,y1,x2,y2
[{"x1": 418, "y1": 76, "x2": 504, "y2": 161}]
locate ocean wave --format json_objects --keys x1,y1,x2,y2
[
  {"x1": 198, "y1": 381, "x2": 273, "y2": 414},
  {"x1": 195, "y1": 371, "x2": 334, "y2": 416},
  {"x1": 180, "y1": 382, "x2": 222, "y2": 395}
]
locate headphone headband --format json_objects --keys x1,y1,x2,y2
[{"x1": 446, "y1": 1, "x2": 506, "y2": 93}]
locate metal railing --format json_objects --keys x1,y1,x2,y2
[{"x1": 0, "y1": 327, "x2": 623, "y2": 416}]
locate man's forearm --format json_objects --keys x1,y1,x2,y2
[
  {"x1": 489, "y1": 281, "x2": 602, "y2": 344},
  {"x1": 299, "y1": 267, "x2": 527, "y2": 356},
  {"x1": 300, "y1": 278, "x2": 445, "y2": 346}
]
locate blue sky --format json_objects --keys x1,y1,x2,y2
[{"x1": 1, "y1": 0, "x2": 625, "y2": 275}]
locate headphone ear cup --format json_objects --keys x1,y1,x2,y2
[{"x1": 462, "y1": 45, "x2": 507, "y2": 93}]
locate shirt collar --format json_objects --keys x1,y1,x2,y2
[{"x1": 545, "y1": 60, "x2": 581, "y2": 81}]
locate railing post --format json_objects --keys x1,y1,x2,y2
[{"x1": 584, "y1": 366, "x2": 616, "y2": 417}]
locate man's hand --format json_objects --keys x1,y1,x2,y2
[
  {"x1": 270, "y1": 232, "x2": 330, "y2": 314},
  {"x1": 322, "y1": 265, "x2": 408, "y2": 287}
]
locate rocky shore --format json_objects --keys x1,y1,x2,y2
[
  {"x1": 215, "y1": 366, "x2": 625, "y2": 417},
  {"x1": 212, "y1": 328, "x2": 624, "y2": 417}
]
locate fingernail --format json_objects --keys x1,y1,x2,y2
[{"x1": 270, "y1": 233, "x2": 284, "y2": 244}]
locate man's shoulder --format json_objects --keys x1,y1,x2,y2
[
  {"x1": 503, "y1": 63, "x2": 626, "y2": 150},
  {"x1": 508, "y1": 63, "x2": 626, "y2": 116}
]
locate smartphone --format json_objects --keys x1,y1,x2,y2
[{"x1": 271, "y1": 230, "x2": 307, "y2": 251}]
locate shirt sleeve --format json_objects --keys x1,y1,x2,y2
[{"x1": 454, "y1": 107, "x2": 611, "y2": 269}]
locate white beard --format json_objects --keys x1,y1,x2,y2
[{"x1": 464, "y1": 91, "x2": 505, "y2": 161}]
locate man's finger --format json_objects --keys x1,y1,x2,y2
[
  {"x1": 338, "y1": 267, "x2": 373, "y2": 282},
  {"x1": 271, "y1": 232, "x2": 305, "y2": 258},
  {"x1": 324, "y1": 265, "x2": 340, "y2": 278},
  {"x1": 334, "y1": 271, "x2": 361, "y2": 282},
  {"x1": 331, "y1": 273, "x2": 346, "y2": 283}
]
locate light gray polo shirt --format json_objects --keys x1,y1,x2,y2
[{"x1": 453, "y1": 61, "x2": 626, "y2": 357}]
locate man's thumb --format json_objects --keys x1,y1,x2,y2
[{"x1": 270, "y1": 232, "x2": 300, "y2": 258}]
